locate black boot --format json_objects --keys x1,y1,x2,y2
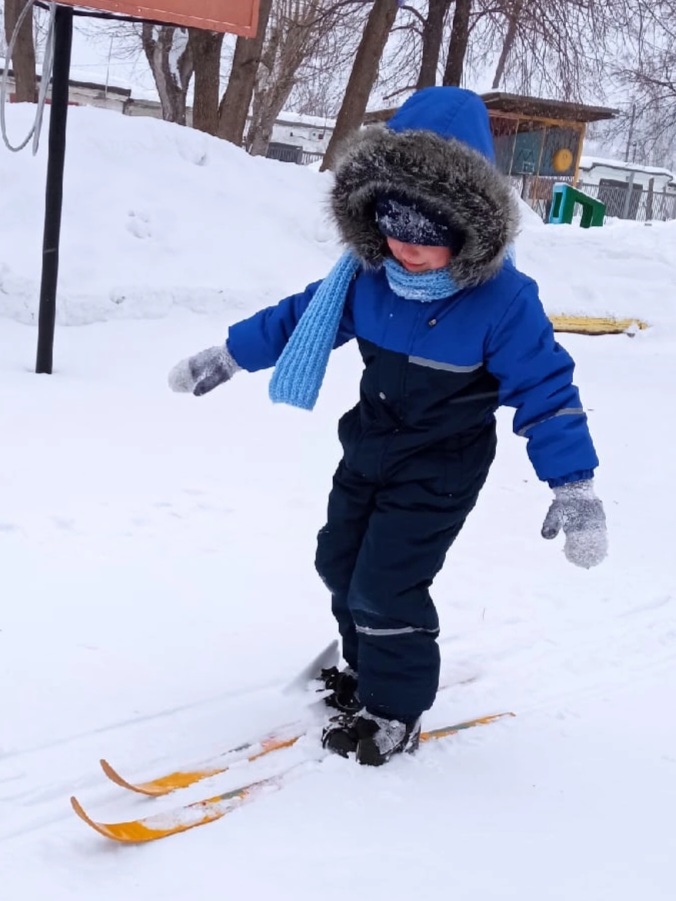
[
  {"x1": 319, "y1": 666, "x2": 360, "y2": 713},
  {"x1": 322, "y1": 708, "x2": 422, "y2": 766}
]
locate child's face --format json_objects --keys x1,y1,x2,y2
[{"x1": 386, "y1": 237, "x2": 452, "y2": 273}]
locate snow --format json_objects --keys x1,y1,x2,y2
[
  {"x1": 275, "y1": 109, "x2": 336, "y2": 129},
  {"x1": 1, "y1": 103, "x2": 675, "y2": 899},
  {"x1": 580, "y1": 154, "x2": 676, "y2": 181}
]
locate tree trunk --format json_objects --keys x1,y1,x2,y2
[
  {"x1": 248, "y1": 87, "x2": 291, "y2": 156},
  {"x1": 189, "y1": 29, "x2": 224, "y2": 134},
  {"x1": 416, "y1": 0, "x2": 453, "y2": 89},
  {"x1": 246, "y1": 0, "x2": 322, "y2": 159},
  {"x1": 4, "y1": 0, "x2": 38, "y2": 102},
  {"x1": 245, "y1": 14, "x2": 281, "y2": 153},
  {"x1": 443, "y1": 0, "x2": 471, "y2": 87},
  {"x1": 141, "y1": 25, "x2": 193, "y2": 125},
  {"x1": 491, "y1": 0, "x2": 523, "y2": 89},
  {"x1": 217, "y1": 0, "x2": 274, "y2": 146},
  {"x1": 321, "y1": 0, "x2": 399, "y2": 172}
]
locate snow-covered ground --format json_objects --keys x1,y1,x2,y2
[{"x1": 1, "y1": 104, "x2": 675, "y2": 900}]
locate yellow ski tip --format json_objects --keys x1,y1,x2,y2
[
  {"x1": 99, "y1": 759, "x2": 224, "y2": 797},
  {"x1": 71, "y1": 795, "x2": 162, "y2": 842},
  {"x1": 70, "y1": 794, "x2": 227, "y2": 843},
  {"x1": 99, "y1": 735, "x2": 301, "y2": 797}
]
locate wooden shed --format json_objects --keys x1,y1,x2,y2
[
  {"x1": 364, "y1": 92, "x2": 618, "y2": 213},
  {"x1": 481, "y1": 92, "x2": 618, "y2": 183}
]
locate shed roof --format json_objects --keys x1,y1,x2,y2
[
  {"x1": 481, "y1": 92, "x2": 618, "y2": 123},
  {"x1": 364, "y1": 92, "x2": 619, "y2": 127}
]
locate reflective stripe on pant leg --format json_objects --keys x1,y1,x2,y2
[
  {"x1": 356, "y1": 624, "x2": 439, "y2": 637},
  {"x1": 348, "y1": 454, "x2": 491, "y2": 721}
]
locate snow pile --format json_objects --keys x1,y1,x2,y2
[
  {"x1": 0, "y1": 104, "x2": 338, "y2": 325},
  {"x1": 1, "y1": 103, "x2": 675, "y2": 331},
  {"x1": 518, "y1": 216, "x2": 676, "y2": 329}
]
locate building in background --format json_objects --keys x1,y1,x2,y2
[
  {"x1": 576, "y1": 156, "x2": 676, "y2": 221},
  {"x1": 265, "y1": 111, "x2": 333, "y2": 165},
  {"x1": 1, "y1": 61, "x2": 333, "y2": 163}
]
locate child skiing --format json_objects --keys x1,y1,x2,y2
[{"x1": 169, "y1": 86, "x2": 608, "y2": 767}]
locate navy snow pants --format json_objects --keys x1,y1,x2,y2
[{"x1": 315, "y1": 424, "x2": 496, "y2": 722}]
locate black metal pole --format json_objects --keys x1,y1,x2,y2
[{"x1": 36, "y1": 5, "x2": 74, "y2": 375}]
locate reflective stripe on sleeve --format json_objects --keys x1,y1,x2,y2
[{"x1": 518, "y1": 407, "x2": 585, "y2": 437}]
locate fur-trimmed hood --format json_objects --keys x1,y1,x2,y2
[{"x1": 330, "y1": 87, "x2": 520, "y2": 288}]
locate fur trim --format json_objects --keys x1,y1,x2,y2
[{"x1": 330, "y1": 125, "x2": 520, "y2": 288}]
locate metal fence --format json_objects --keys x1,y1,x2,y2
[
  {"x1": 577, "y1": 181, "x2": 676, "y2": 223},
  {"x1": 510, "y1": 175, "x2": 676, "y2": 223},
  {"x1": 266, "y1": 142, "x2": 324, "y2": 166}
]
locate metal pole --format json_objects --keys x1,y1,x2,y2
[
  {"x1": 624, "y1": 104, "x2": 635, "y2": 163},
  {"x1": 621, "y1": 171, "x2": 636, "y2": 221},
  {"x1": 36, "y1": 5, "x2": 74, "y2": 375}
]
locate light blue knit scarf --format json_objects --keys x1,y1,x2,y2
[
  {"x1": 268, "y1": 252, "x2": 459, "y2": 410},
  {"x1": 383, "y1": 257, "x2": 459, "y2": 301}
]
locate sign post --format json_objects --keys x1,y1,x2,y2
[
  {"x1": 34, "y1": 0, "x2": 260, "y2": 374},
  {"x1": 54, "y1": 1, "x2": 260, "y2": 36},
  {"x1": 36, "y1": 5, "x2": 73, "y2": 374}
]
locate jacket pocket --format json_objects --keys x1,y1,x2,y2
[{"x1": 434, "y1": 423, "x2": 497, "y2": 498}]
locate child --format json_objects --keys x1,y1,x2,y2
[{"x1": 169, "y1": 87, "x2": 608, "y2": 767}]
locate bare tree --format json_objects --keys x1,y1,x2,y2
[
  {"x1": 141, "y1": 24, "x2": 193, "y2": 124},
  {"x1": 613, "y1": 0, "x2": 676, "y2": 167},
  {"x1": 443, "y1": 0, "x2": 472, "y2": 86},
  {"x1": 217, "y1": 0, "x2": 274, "y2": 144},
  {"x1": 287, "y1": 20, "x2": 362, "y2": 117},
  {"x1": 3, "y1": 0, "x2": 37, "y2": 102},
  {"x1": 247, "y1": 0, "x2": 313, "y2": 155},
  {"x1": 75, "y1": 18, "x2": 234, "y2": 137},
  {"x1": 491, "y1": 0, "x2": 523, "y2": 89},
  {"x1": 477, "y1": 0, "x2": 623, "y2": 100},
  {"x1": 71, "y1": 6, "x2": 271, "y2": 142},
  {"x1": 416, "y1": 0, "x2": 453, "y2": 88},
  {"x1": 321, "y1": 0, "x2": 400, "y2": 171},
  {"x1": 247, "y1": 0, "x2": 359, "y2": 156},
  {"x1": 376, "y1": 0, "x2": 451, "y2": 94},
  {"x1": 358, "y1": 3, "x2": 426, "y2": 102},
  {"x1": 188, "y1": 28, "x2": 225, "y2": 134}
]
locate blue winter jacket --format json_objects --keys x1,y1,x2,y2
[{"x1": 228, "y1": 90, "x2": 598, "y2": 488}]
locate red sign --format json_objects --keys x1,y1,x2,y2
[{"x1": 58, "y1": 1, "x2": 260, "y2": 36}]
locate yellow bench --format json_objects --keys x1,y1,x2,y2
[{"x1": 550, "y1": 315, "x2": 649, "y2": 336}]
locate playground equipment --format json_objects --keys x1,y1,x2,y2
[
  {"x1": 549, "y1": 183, "x2": 606, "y2": 227},
  {"x1": 549, "y1": 316, "x2": 648, "y2": 336}
]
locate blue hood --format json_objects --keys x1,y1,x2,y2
[
  {"x1": 387, "y1": 87, "x2": 496, "y2": 163},
  {"x1": 330, "y1": 86, "x2": 517, "y2": 287}
]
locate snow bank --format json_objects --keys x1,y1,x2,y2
[{"x1": 1, "y1": 104, "x2": 674, "y2": 332}]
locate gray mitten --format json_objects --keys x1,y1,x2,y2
[
  {"x1": 541, "y1": 479, "x2": 608, "y2": 568},
  {"x1": 168, "y1": 344, "x2": 240, "y2": 397}
]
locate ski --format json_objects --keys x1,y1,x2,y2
[
  {"x1": 71, "y1": 766, "x2": 305, "y2": 843},
  {"x1": 71, "y1": 712, "x2": 515, "y2": 844},
  {"x1": 99, "y1": 640, "x2": 341, "y2": 797},
  {"x1": 99, "y1": 671, "x2": 478, "y2": 798},
  {"x1": 99, "y1": 729, "x2": 303, "y2": 797}
]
